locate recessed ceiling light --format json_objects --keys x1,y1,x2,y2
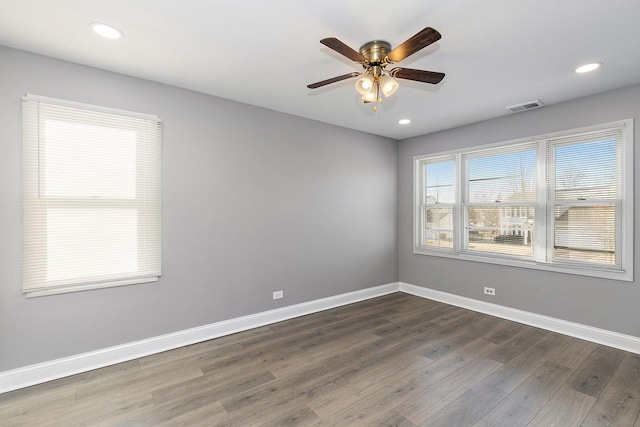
[
  {"x1": 575, "y1": 62, "x2": 602, "y2": 74},
  {"x1": 398, "y1": 119, "x2": 411, "y2": 125},
  {"x1": 90, "y1": 22, "x2": 123, "y2": 40}
]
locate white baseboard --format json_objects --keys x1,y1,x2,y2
[
  {"x1": 4, "y1": 281, "x2": 639, "y2": 394},
  {"x1": 0, "y1": 283, "x2": 400, "y2": 394},
  {"x1": 400, "y1": 282, "x2": 640, "y2": 355}
]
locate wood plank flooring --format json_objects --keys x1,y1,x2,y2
[{"x1": 2, "y1": 292, "x2": 639, "y2": 426}]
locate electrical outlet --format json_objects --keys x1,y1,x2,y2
[
  {"x1": 272, "y1": 290, "x2": 283, "y2": 300},
  {"x1": 484, "y1": 287, "x2": 496, "y2": 296}
]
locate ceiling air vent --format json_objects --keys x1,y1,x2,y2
[{"x1": 506, "y1": 99, "x2": 544, "y2": 113}]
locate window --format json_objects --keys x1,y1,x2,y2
[
  {"x1": 464, "y1": 145, "x2": 537, "y2": 258},
  {"x1": 421, "y1": 157, "x2": 455, "y2": 249},
  {"x1": 22, "y1": 95, "x2": 162, "y2": 297},
  {"x1": 548, "y1": 132, "x2": 620, "y2": 268},
  {"x1": 414, "y1": 120, "x2": 633, "y2": 281}
]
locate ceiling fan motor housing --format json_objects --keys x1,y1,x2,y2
[{"x1": 359, "y1": 40, "x2": 392, "y2": 65}]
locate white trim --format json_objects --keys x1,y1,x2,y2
[
  {"x1": 25, "y1": 277, "x2": 159, "y2": 298},
  {"x1": 22, "y1": 94, "x2": 161, "y2": 122},
  {"x1": 411, "y1": 248, "x2": 632, "y2": 281},
  {"x1": 0, "y1": 283, "x2": 399, "y2": 394},
  {"x1": 4, "y1": 280, "x2": 640, "y2": 394},
  {"x1": 412, "y1": 119, "x2": 632, "y2": 160},
  {"x1": 399, "y1": 282, "x2": 640, "y2": 354}
]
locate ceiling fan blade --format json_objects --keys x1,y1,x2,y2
[
  {"x1": 307, "y1": 72, "x2": 360, "y2": 89},
  {"x1": 320, "y1": 38, "x2": 368, "y2": 63},
  {"x1": 391, "y1": 67, "x2": 445, "y2": 84},
  {"x1": 387, "y1": 27, "x2": 441, "y2": 63}
]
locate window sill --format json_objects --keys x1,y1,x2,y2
[
  {"x1": 24, "y1": 276, "x2": 159, "y2": 298},
  {"x1": 413, "y1": 247, "x2": 632, "y2": 282}
]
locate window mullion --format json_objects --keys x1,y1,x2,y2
[
  {"x1": 456, "y1": 152, "x2": 465, "y2": 252},
  {"x1": 536, "y1": 139, "x2": 547, "y2": 263},
  {"x1": 545, "y1": 137, "x2": 556, "y2": 264}
]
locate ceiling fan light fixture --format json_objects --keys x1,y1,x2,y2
[
  {"x1": 379, "y1": 75, "x2": 399, "y2": 97},
  {"x1": 355, "y1": 74, "x2": 375, "y2": 95},
  {"x1": 362, "y1": 85, "x2": 378, "y2": 103},
  {"x1": 362, "y1": 80, "x2": 380, "y2": 103}
]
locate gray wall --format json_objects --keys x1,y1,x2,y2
[
  {"x1": 399, "y1": 84, "x2": 640, "y2": 338},
  {"x1": 0, "y1": 46, "x2": 398, "y2": 371}
]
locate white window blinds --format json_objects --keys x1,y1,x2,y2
[
  {"x1": 546, "y1": 128, "x2": 624, "y2": 268},
  {"x1": 463, "y1": 144, "x2": 537, "y2": 258},
  {"x1": 22, "y1": 95, "x2": 162, "y2": 297}
]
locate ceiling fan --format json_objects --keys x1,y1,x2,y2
[{"x1": 307, "y1": 27, "x2": 445, "y2": 110}]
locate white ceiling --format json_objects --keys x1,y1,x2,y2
[{"x1": 1, "y1": 0, "x2": 640, "y2": 140}]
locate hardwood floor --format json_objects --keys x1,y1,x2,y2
[{"x1": 2, "y1": 292, "x2": 639, "y2": 426}]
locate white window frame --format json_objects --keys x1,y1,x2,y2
[
  {"x1": 22, "y1": 94, "x2": 162, "y2": 297},
  {"x1": 419, "y1": 155, "x2": 457, "y2": 251},
  {"x1": 461, "y1": 142, "x2": 538, "y2": 261},
  {"x1": 413, "y1": 119, "x2": 633, "y2": 282}
]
